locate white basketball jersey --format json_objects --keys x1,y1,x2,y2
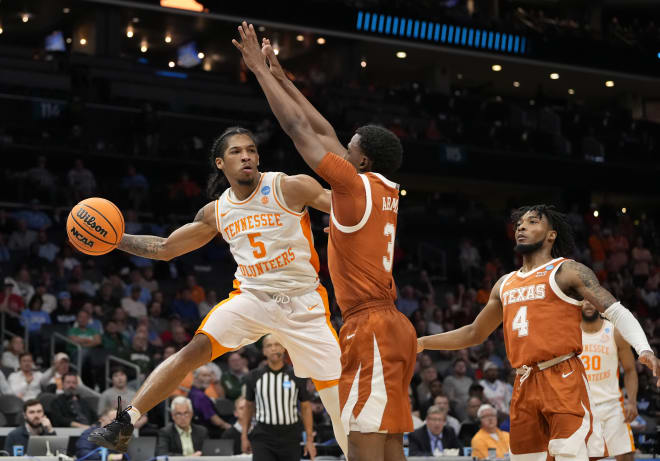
[
  {"x1": 580, "y1": 320, "x2": 621, "y2": 405},
  {"x1": 216, "y1": 172, "x2": 319, "y2": 293}
]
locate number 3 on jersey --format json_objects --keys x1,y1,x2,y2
[
  {"x1": 382, "y1": 223, "x2": 395, "y2": 272},
  {"x1": 512, "y1": 305, "x2": 529, "y2": 337}
]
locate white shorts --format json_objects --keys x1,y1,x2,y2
[
  {"x1": 587, "y1": 399, "x2": 635, "y2": 457},
  {"x1": 196, "y1": 284, "x2": 341, "y2": 381}
]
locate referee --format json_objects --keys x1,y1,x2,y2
[{"x1": 241, "y1": 334, "x2": 316, "y2": 461}]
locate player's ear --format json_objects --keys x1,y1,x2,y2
[
  {"x1": 359, "y1": 154, "x2": 372, "y2": 171},
  {"x1": 547, "y1": 229, "x2": 557, "y2": 243},
  {"x1": 215, "y1": 157, "x2": 224, "y2": 170}
]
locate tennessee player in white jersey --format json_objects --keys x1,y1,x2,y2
[
  {"x1": 417, "y1": 205, "x2": 660, "y2": 461},
  {"x1": 88, "y1": 127, "x2": 349, "y2": 459},
  {"x1": 581, "y1": 300, "x2": 638, "y2": 461}
]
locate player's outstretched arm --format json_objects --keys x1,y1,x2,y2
[
  {"x1": 614, "y1": 328, "x2": 639, "y2": 422},
  {"x1": 558, "y1": 260, "x2": 660, "y2": 384},
  {"x1": 118, "y1": 202, "x2": 217, "y2": 261},
  {"x1": 418, "y1": 276, "x2": 505, "y2": 353},
  {"x1": 232, "y1": 22, "x2": 328, "y2": 170},
  {"x1": 261, "y1": 38, "x2": 347, "y2": 158},
  {"x1": 280, "y1": 174, "x2": 331, "y2": 214}
]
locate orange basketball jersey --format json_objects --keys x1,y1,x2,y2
[
  {"x1": 316, "y1": 154, "x2": 399, "y2": 316},
  {"x1": 499, "y1": 257, "x2": 583, "y2": 369}
]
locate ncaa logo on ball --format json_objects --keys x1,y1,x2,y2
[{"x1": 70, "y1": 226, "x2": 94, "y2": 248}]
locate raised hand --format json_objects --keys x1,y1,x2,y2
[
  {"x1": 639, "y1": 350, "x2": 660, "y2": 387},
  {"x1": 262, "y1": 38, "x2": 287, "y2": 81},
  {"x1": 231, "y1": 22, "x2": 266, "y2": 73}
]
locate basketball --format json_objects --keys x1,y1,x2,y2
[{"x1": 66, "y1": 197, "x2": 124, "y2": 255}]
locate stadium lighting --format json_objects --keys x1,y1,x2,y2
[
  {"x1": 457, "y1": 74, "x2": 463, "y2": 80},
  {"x1": 258, "y1": 26, "x2": 266, "y2": 32},
  {"x1": 568, "y1": 88, "x2": 575, "y2": 95},
  {"x1": 63, "y1": 7, "x2": 71, "y2": 14},
  {"x1": 513, "y1": 81, "x2": 520, "y2": 87},
  {"x1": 168, "y1": 61, "x2": 175, "y2": 68},
  {"x1": 66, "y1": 37, "x2": 72, "y2": 44},
  {"x1": 593, "y1": 210, "x2": 599, "y2": 218},
  {"x1": 165, "y1": 33, "x2": 172, "y2": 43},
  {"x1": 657, "y1": 52, "x2": 660, "y2": 59},
  {"x1": 21, "y1": 13, "x2": 30, "y2": 23},
  {"x1": 491, "y1": 64, "x2": 502, "y2": 71},
  {"x1": 396, "y1": 51, "x2": 407, "y2": 59},
  {"x1": 360, "y1": 59, "x2": 367, "y2": 68},
  {"x1": 0, "y1": 26, "x2": 3, "y2": 35},
  {"x1": 140, "y1": 41, "x2": 148, "y2": 52},
  {"x1": 401, "y1": 189, "x2": 407, "y2": 196},
  {"x1": 317, "y1": 37, "x2": 326, "y2": 45},
  {"x1": 296, "y1": 35, "x2": 304, "y2": 42},
  {"x1": 273, "y1": 46, "x2": 280, "y2": 56},
  {"x1": 605, "y1": 80, "x2": 614, "y2": 87},
  {"x1": 197, "y1": 52, "x2": 205, "y2": 59},
  {"x1": 203, "y1": 60, "x2": 212, "y2": 71},
  {"x1": 126, "y1": 26, "x2": 134, "y2": 38},
  {"x1": 549, "y1": 73, "x2": 559, "y2": 79},
  {"x1": 622, "y1": 207, "x2": 627, "y2": 214},
  {"x1": 80, "y1": 38, "x2": 87, "y2": 45}
]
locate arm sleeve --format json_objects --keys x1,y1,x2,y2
[
  {"x1": 314, "y1": 153, "x2": 367, "y2": 227},
  {"x1": 602, "y1": 302, "x2": 652, "y2": 355}
]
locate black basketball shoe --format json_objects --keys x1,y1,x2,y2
[{"x1": 87, "y1": 397, "x2": 134, "y2": 453}]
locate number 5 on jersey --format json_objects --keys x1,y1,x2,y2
[
  {"x1": 248, "y1": 233, "x2": 266, "y2": 258},
  {"x1": 512, "y1": 305, "x2": 529, "y2": 337}
]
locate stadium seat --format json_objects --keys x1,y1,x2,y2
[
  {"x1": 0, "y1": 412, "x2": 6, "y2": 426},
  {"x1": 0, "y1": 395, "x2": 25, "y2": 426}
]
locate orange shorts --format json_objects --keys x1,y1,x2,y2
[
  {"x1": 338, "y1": 305, "x2": 416, "y2": 434},
  {"x1": 510, "y1": 356, "x2": 595, "y2": 459}
]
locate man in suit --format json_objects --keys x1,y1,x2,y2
[
  {"x1": 156, "y1": 396, "x2": 207, "y2": 456},
  {"x1": 409, "y1": 404, "x2": 462, "y2": 456}
]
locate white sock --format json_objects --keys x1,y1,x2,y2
[
  {"x1": 318, "y1": 385, "x2": 348, "y2": 459},
  {"x1": 126, "y1": 406, "x2": 141, "y2": 425}
]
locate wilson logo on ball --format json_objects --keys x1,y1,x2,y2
[
  {"x1": 76, "y1": 208, "x2": 109, "y2": 237},
  {"x1": 70, "y1": 226, "x2": 95, "y2": 247}
]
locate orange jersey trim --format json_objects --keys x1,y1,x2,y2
[
  {"x1": 195, "y1": 280, "x2": 242, "y2": 360},
  {"x1": 272, "y1": 175, "x2": 305, "y2": 217},
  {"x1": 301, "y1": 212, "x2": 320, "y2": 273},
  {"x1": 317, "y1": 284, "x2": 340, "y2": 345},
  {"x1": 226, "y1": 173, "x2": 265, "y2": 205},
  {"x1": 312, "y1": 378, "x2": 339, "y2": 391}
]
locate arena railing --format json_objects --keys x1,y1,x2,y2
[
  {"x1": 49, "y1": 333, "x2": 82, "y2": 374},
  {"x1": 104, "y1": 355, "x2": 141, "y2": 388}
]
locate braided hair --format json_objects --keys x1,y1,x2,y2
[
  {"x1": 511, "y1": 204, "x2": 575, "y2": 258},
  {"x1": 206, "y1": 127, "x2": 257, "y2": 199}
]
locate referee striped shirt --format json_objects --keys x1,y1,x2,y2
[{"x1": 245, "y1": 364, "x2": 310, "y2": 426}]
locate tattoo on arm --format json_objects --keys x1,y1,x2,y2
[
  {"x1": 118, "y1": 234, "x2": 166, "y2": 259},
  {"x1": 565, "y1": 260, "x2": 617, "y2": 309}
]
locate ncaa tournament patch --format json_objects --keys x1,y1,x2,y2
[{"x1": 261, "y1": 185, "x2": 271, "y2": 195}]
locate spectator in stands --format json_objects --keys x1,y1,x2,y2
[
  {"x1": 20, "y1": 294, "x2": 50, "y2": 358},
  {"x1": 588, "y1": 225, "x2": 607, "y2": 280},
  {"x1": 40, "y1": 352, "x2": 95, "y2": 397},
  {"x1": 67, "y1": 309, "x2": 101, "y2": 357},
  {"x1": 101, "y1": 320, "x2": 130, "y2": 357},
  {"x1": 396, "y1": 285, "x2": 419, "y2": 317},
  {"x1": 9, "y1": 353, "x2": 43, "y2": 400},
  {"x1": 3, "y1": 400, "x2": 55, "y2": 455},
  {"x1": 13, "y1": 269, "x2": 34, "y2": 305},
  {"x1": 135, "y1": 317, "x2": 163, "y2": 349},
  {"x1": 169, "y1": 172, "x2": 201, "y2": 212},
  {"x1": 416, "y1": 366, "x2": 438, "y2": 404},
  {"x1": 97, "y1": 367, "x2": 147, "y2": 429},
  {"x1": 1, "y1": 279, "x2": 25, "y2": 332},
  {"x1": 163, "y1": 322, "x2": 191, "y2": 350},
  {"x1": 156, "y1": 396, "x2": 207, "y2": 456},
  {"x1": 470, "y1": 404, "x2": 510, "y2": 460},
  {"x1": 632, "y1": 236, "x2": 653, "y2": 287},
  {"x1": 8, "y1": 220, "x2": 37, "y2": 251},
  {"x1": 76, "y1": 407, "x2": 123, "y2": 460},
  {"x1": 197, "y1": 289, "x2": 217, "y2": 318},
  {"x1": 22, "y1": 156, "x2": 57, "y2": 205},
  {"x1": 428, "y1": 308, "x2": 444, "y2": 335},
  {"x1": 148, "y1": 302, "x2": 168, "y2": 336},
  {"x1": 189, "y1": 365, "x2": 232, "y2": 437},
  {"x1": 34, "y1": 283, "x2": 56, "y2": 314},
  {"x1": 483, "y1": 340, "x2": 504, "y2": 369},
  {"x1": 67, "y1": 159, "x2": 96, "y2": 203},
  {"x1": 31, "y1": 230, "x2": 59, "y2": 264},
  {"x1": 121, "y1": 285, "x2": 148, "y2": 319},
  {"x1": 0, "y1": 368, "x2": 10, "y2": 394},
  {"x1": 443, "y1": 358, "x2": 474, "y2": 421},
  {"x1": 49, "y1": 372, "x2": 97, "y2": 428},
  {"x1": 13, "y1": 200, "x2": 52, "y2": 231},
  {"x1": 458, "y1": 397, "x2": 483, "y2": 446},
  {"x1": 120, "y1": 165, "x2": 149, "y2": 212},
  {"x1": 51, "y1": 291, "x2": 77, "y2": 327},
  {"x1": 408, "y1": 405, "x2": 462, "y2": 456},
  {"x1": 432, "y1": 394, "x2": 461, "y2": 435},
  {"x1": 128, "y1": 332, "x2": 153, "y2": 379},
  {"x1": 221, "y1": 396, "x2": 249, "y2": 455},
  {"x1": 125, "y1": 270, "x2": 151, "y2": 304},
  {"x1": 479, "y1": 362, "x2": 510, "y2": 415},
  {"x1": 94, "y1": 283, "x2": 118, "y2": 313},
  {"x1": 171, "y1": 288, "x2": 199, "y2": 329},
  {"x1": 420, "y1": 379, "x2": 445, "y2": 418},
  {"x1": 221, "y1": 352, "x2": 249, "y2": 401},
  {"x1": 459, "y1": 239, "x2": 481, "y2": 286},
  {"x1": 185, "y1": 275, "x2": 205, "y2": 304},
  {"x1": 2, "y1": 335, "x2": 25, "y2": 370}
]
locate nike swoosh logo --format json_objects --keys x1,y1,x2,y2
[
  {"x1": 562, "y1": 371, "x2": 574, "y2": 378},
  {"x1": 307, "y1": 304, "x2": 319, "y2": 311},
  {"x1": 346, "y1": 333, "x2": 355, "y2": 339}
]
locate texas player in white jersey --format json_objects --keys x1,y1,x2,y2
[
  {"x1": 581, "y1": 300, "x2": 638, "y2": 461},
  {"x1": 87, "y1": 127, "x2": 349, "y2": 458}
]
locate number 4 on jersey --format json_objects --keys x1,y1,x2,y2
[{"x1": 512, "y1": 305, "x2": 529, "y2": 337}]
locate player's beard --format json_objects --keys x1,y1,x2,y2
[
  {"x1": 237, "y1": 176, "x2": 257, "y2": 187},
  {"x1": 581, "y1": 310, "x2": 600, "y2": 322},
  {"x1": 514, "y1": 237, "x2": 544, "y2": 254}
]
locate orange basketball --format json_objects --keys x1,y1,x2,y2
[{"x1": 66, "y1": 198, "x2": 124, "y2": 255}]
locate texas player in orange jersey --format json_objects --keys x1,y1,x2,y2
[
  {"x1": 418, "y1": 205, "x2": 660, "y2": 461},
  {"x1": 233, "y1": 22, "x2": 417, "y2": 461}
]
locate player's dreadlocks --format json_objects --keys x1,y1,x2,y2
[
  {"x1": 206, "y1": 126, "x2": 257, "y2": 199},
  {"x1": 511, "y1": 204, "x2": 575, "y2": 258}
]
